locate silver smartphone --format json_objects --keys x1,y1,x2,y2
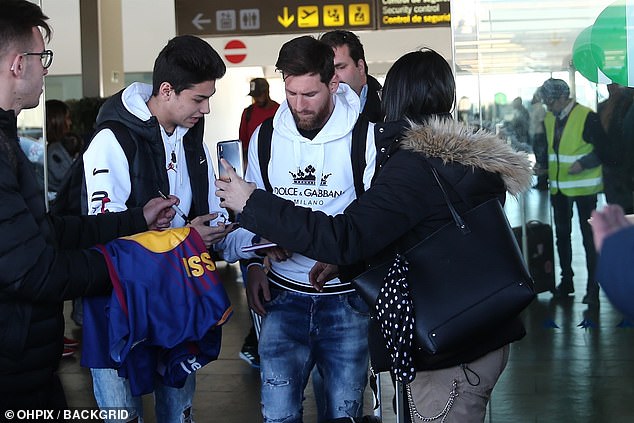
[{"x1": 217, "y1": 140, "x2": 244, "y2": 180}]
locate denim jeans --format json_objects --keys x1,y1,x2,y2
[
  {"x1": 259, "y1": 288, "x2": 370, "y2": 423},
  {"x1": 90, "y1": 368, "x2": 195, "y2": 423}
]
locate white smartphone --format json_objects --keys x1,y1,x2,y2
[{"x1": 217, "y1": 140, "x2": 244, "y2": 180}]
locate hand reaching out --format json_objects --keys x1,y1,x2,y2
[
  {"x1": 591, "y1": 204, "x2": 633, "y2": 253},
  {"x1": 188, "y1": 213, "x2": 237, "y2": 248},
  {"x1": 215, "y1": 158, "x2": 257, "y2": 213}
]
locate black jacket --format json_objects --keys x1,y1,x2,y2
[
  {"x1": 362, "y1": 75, "x2": 383, "y2": 123},
  {"x1": 239, "y1": 118, "x2": 534, "y2": 369},
  {"x1": 96, "y1": 90, "x2": 210, "y2": 216},
  {"x1": 0, "y1": 107, "x2": 149, "y2": 393}
]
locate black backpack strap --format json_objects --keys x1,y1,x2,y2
[
  {"x1": 351, "y1": 115, "x2": 370, "y2": 198},
  {"x1": 258, "y1": 116, "x2": 369, "y2": 196},
  {"x1": 50, "y1": 120, "x2": 137, "y2": 216},
  {"x1": 81, "y1": 120, "x2": 136, "y2": 213},
  {"x1": 257, "y1": 117, "x2": 274, "y2": 192},
  {"x1": 97, "y1": 120, "x2": 136, "y2": 163}
]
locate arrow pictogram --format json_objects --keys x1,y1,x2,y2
[
  {"x1": 277, "y1": 7, "x2": 295, "y2": 27},
  {"x1": 192, "y1": 13, "x2": 212, "y2": 30}
]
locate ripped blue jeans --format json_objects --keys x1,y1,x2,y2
[{"x1": 259, "y1": 288, "x2": 369, "y2": 423}]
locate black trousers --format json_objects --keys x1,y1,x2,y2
[{"x1": 551, "y1": 192, "x2": 598, "y2": 294}]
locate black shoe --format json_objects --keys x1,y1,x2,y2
[
  {"x1": 239, "y1": 345, "x2": 260, "y2": 368},
  {"x1": 553, "y1": 283, "x2": 574, "y2": 298},
  {"x1": 582, "y1": 295, "x2": 599, "y2": 305}
]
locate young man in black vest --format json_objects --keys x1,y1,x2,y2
[{"x1": 81, "y1": 35, "x2": 240, "y2": 423}]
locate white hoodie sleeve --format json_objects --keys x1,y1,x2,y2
[
  {"x1": 83, "y1": 128, "x2": 132, "y2": 215},
  {"x1": 245, "y1": 124, "x2": 266, "y2": 188},
  {"x1": 213, "y1": 227, "x2": 257, "y2": 263}
]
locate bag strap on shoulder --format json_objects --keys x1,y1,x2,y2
[
  {"x1": 430, "y1": 166, "x2": 470, "y2": 234},
  {"x1": 257, "y1": 117, "x2": 274, "y2": 192},
  {"x1": 96, "y1": 120, "x2": 136, "y2": 162}
]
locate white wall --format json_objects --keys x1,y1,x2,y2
[{"x1": 42, "y1": 0, "x2": 82, "y2": 75}]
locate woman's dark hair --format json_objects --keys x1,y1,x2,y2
[
  {"x1": 61, "y1": 132, "x2": 83, "y2": 158},
  {"x1": 381, "y1": 49, "x2": 455, "y2": 123},
  {"x1": 275, "y1": 36, "x2": 335, "y2": 84},
  {"x1": 152, "y1": 35, "x2": 226, "y2": 95},
  {"x1": 45, "y1": 99, "x2": 70, "y2": 144}
]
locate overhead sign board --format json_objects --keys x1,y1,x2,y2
[
  {"x1": 175, "y1": 0, "x2": 375, "y2": 37},
  {"x1": 378, "y1": 0, "x2": 450, "y2": 29}
]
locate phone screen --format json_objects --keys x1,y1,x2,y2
[{"x1": 217, "y1": 140, "x2": 244, "y2": 180}]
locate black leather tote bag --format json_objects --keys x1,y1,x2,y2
[{"x1": 352, "y1": 167, "x2": 535, "y2": 357}]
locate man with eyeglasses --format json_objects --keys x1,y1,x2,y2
[
  {"x1": 0, "y1": 0, "x2": 177, "y2": 413},
  {"x1": 539, "y1": 78, "x2": 605, "y2": 306},
  {"x1": 21, "y1": 49, "x2": 53, "y2": 69}
]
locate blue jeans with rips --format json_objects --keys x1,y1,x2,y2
[
  {"x1": 258, "y1": 288, "x2": 370, "y2": 423},
  {"x1": 90, "y1": 368, "x2": 195, "y2": 423}
]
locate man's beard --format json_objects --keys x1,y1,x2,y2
[{"x1": 291, "y1": 102, "x2": 331, "y2": 131}]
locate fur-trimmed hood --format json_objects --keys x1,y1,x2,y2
[{"x1": 400, "y1": 117, "x2": 533, "y2": 195}]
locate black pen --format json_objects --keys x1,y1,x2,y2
[{"x1": 157, "y1": 190, "x2": 191, "y2": 224}]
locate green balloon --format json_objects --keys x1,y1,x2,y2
[
  {"x1": 494, "y1": 92, "x2": 507, "y2": 105},
  {"x1": 591, "y1": 0, "x2": 629, "y2": 86},
  {"x1": 573, "y1": 26, "x2": 600, "y2": 83}
]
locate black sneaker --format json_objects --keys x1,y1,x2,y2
[
  {"x1": 239, "y1": 345, "x2": 260, "y2": 368},
  {"x1": 582, "y1": 294, "x2": 599, "y2": 307},
  {"x1": 553, "y1": 282, "x2": 574, "y2": 298}
]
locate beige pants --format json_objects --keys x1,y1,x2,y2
[{"x1": 406, "y1": 345, "x2": 510, "y2": 423}]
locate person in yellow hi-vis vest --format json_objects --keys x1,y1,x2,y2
[{"x1": 540, "y1": 78, "x2": 605, "y2": 306}]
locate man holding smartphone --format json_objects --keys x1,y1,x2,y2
[
  {"x1": 240, "y1": 36, "x2": 377, "y2": 422},
  {"x1": 80, "y1": 35, "x2": 249, "y2": 422}
]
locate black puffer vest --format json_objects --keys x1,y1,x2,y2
[{"x1": 96, "y1": 90, "x2": 210, "y2": 216}]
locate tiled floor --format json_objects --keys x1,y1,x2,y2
[{"x1": 59, "y1": 188, "x2": 634, "y2": 422}]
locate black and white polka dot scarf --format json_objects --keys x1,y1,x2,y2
[{"x1": 375, "y1": 254, "x2": 416, "y2": 384}]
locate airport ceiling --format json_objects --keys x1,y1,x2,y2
[{"x1": 452, "y1": 0, "x2": 613, "y2": 75}]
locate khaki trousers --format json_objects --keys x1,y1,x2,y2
[{"x1": 406, "y1": 345, "x2": 510, "y2": 423}]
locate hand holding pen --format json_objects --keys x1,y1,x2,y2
[
  {"x1": 158, "y1": 190, "x2": 191, "y2": 224},
  {"x1": 157, "y1": 190, "x2": 235, "y2": 247}
]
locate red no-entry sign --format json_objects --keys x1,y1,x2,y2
[{"x1": 224, "y1": 39, "x2": 247, "y2": 64}]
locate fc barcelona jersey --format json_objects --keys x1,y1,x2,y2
[{"x1": 82, "y1": 228, "x2": 232, "y2": 394}]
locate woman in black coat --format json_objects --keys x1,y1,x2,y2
[{"x1": 216, "y1": 49, "x2": 533, "y2": 422}]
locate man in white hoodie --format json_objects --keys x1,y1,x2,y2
[
  {"x1": 243, "y1": 36, "x2": 376, "y2": 422},
  {"x1": 81, "y1": 35, "x2": 249, "y2": 423}
]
